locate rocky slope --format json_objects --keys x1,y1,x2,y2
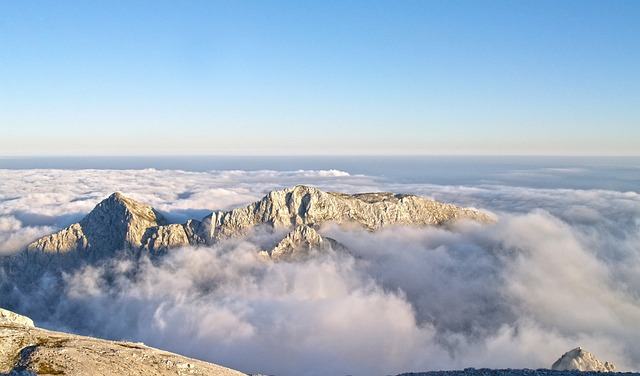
[
  {"x1": 262, "y1": 225, "x2": 345, "y2": 260},
  {"x1": 27, "y1": 185, "x2": 492, "y2": 259},
  {"x1": 0, "y1": 308, "x2": 246, "y2": 376},
  {"x1": 27, "y1": 192, "x2": 168, "y2": 257},
  {"x1": 551, "y1": 347, "x2": 616, "y2": 372}
]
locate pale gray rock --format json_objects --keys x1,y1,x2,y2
[
  {"x1": 551, "y1": 347, "x2": 616, "y2": 372},
  {"x1": 0, "y1": 309, "x2": 33, "y2": 328},
  {"x1": 200, "y1": 185, "x2": 492, "y2": 244},
  {"x1": 0, "y1": 309, "x2": 245, "y2": 376},
  {"x1": 264, "y1": 225, "x2": 345, "y2": 260},
  {"x1": 141, "y1": 223, "x2": 191, "y2": 254},
  {"x1": 27, "y1": 186, "x2": 493, "y2": 259},
  {"x1": 27, "y1": 192, "x2": 167, "y2": 256}
]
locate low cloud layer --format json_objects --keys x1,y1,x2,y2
[{"x1": 1, "y1": 168, "x2": 639, "y2": 376}]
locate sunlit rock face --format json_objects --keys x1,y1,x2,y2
[
  {"x1": 551, "y1": 347, "x2": 616, "y2": 372},
  {"x1": 26, "y1": 185, "x2": 492, "y2": 259},
  {"x1": 27, "y1": 192, "x2": 167, "y2": 256},
  {"x1": 0, "y1": 308, "x2": 246, "y2": 376},
  {"x1": 0, "y1": 308, "x2": 34, "y2": 328},
  {"x1": 263, "y1": 225, "x2": 345, "y2": 261}
]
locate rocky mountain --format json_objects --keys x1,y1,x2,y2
[
  {"x1": 27, "y1": 192, "x2": 168, "y2": 258},
  {"x1": 262, "y1": 224, "x2": 345, "y2": 261},
  {"x1": 551, "y1": 347, "x2": 616, "y2": 372},
  {"x1": 27, "y1": 185, "x2": 492, "y2": 260},
  {"x1": 0, "y1": 308, "x2": 246, "y2": 376}
]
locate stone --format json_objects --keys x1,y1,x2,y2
[
  {"x1": 26, "y1": 186, "x2": 493, "y2": 259},
  {"x1": 0, "y1": 309, "x2": 33, "y2": 328},
  {"x1": 27, "y1": 192, "x2": 167, "y2": 256},
  {"x1": 551, "y1": 347, "x2": 615, "y2": 372},
  {"x1": 0, "y1": 308, "x2": 245, "y2": 376},
  {"x1": 266, "y1": 225, "x2": 345, "y2": 260}
]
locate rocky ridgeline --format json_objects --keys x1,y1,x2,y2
[
  {"x1": 27, "y1": 185, "x2": 492, "y2": 260},
  {"x1": 0, "y1": 309, "x2": 245, "y2": 376}
]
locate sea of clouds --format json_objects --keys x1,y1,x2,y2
[{"x1": 0, "y1": 167, "x2": 639, "y2": 376}]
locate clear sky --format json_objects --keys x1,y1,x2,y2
[{"x1": 1, "y1": 1, "x2": 639, "y2": 156}]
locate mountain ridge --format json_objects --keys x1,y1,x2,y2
[{"x1": 26, "y1": 185, "x2": 493, "y2": 260}]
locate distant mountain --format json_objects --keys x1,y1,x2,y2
[
  {"x1": 551, "y1": 347, "x2": 616, "y2": 372},
  {"x1": 27, "y1": 192, "x2": 167, "y2": 259},
  {"x1": 0, "y1": 308, "x2": 246, "y2": 376},
  {"x1": 397, "y1": 347, "x2": 618, "y2": 376},
  {"x1": 26, "y1": 185, "x2": 492, "y2": 260}
]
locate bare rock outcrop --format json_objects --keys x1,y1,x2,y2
[
  {"x1": 0, "y1": 309, "x2": 245, "y2": 376},
  {"x1": 263, "y1": 225, "x2": 345, "y2": 260},
  {"x1": 26, "y1": 186, "x2": 492, "y2": 259},
  {"x1": 0, "y1": 309, "x2": 33, "y2": 328},
  {"x1": 27, "y1": 192, "x2": 167, "y2": 256},
  {"x1": 201, "y1": 185, "x2": 491, "y2": 244},
  {"x1": 551, "y1": 347, "x2": 616, "y2": 372}
]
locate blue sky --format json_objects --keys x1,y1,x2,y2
[{"x1": 1, "y1": 1, "x2": 638, "y2": 156}]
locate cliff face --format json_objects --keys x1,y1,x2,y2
[
  {"x1": 0, "y1": 308, "x2": 245, "y2": 376},
  {"x1": 26, "y1": 185, "x2": 492, "y2": 259}
]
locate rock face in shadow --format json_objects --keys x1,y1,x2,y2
[
  {"x1": 0, "y1": 308, "x2": 246, "y2": 376},
  {"x1": 26, "y1": 185, "x2": 493, "y2": 260},
  {"x1": 551, "y1": 347, "x2": 616, "y2": 372}
]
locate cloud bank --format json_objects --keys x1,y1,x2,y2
[{"x1": 1, "y1": 168, "x2": 639, "y2": 376}]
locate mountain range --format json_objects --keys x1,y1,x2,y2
[{"x1": 26, "y1": 185, "x2": 492, "y2": 261}]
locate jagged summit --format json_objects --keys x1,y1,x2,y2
[
  {"x1": 200, "y1": 185, "x2": 491, "y2": 244},
  {"x1": 27, "y1": 192, "x2": 167, "y2": 256},
  {"x1": 26, "y1": 186, "x2": 492, "y2": 260},
  {"x1": 551, "y1": 347, "x2": 616, "y2": 372}
]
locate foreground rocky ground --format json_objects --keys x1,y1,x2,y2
[{"x1": 0, "y1": 309, "x2": 245, "y2": 376}]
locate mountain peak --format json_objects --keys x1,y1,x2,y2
[
  {"x1": 109, "y1": 191, "x2": 126, "y2": 200},
  {"x1": 87, "y1": 192, "x2": 164, "y2": 225},
  {"x1": 551, "y1": 347, "x2": 616, "y2": 372},
  {"x1": 27, "y1": 193, "x2": 166, "y2": 257}
]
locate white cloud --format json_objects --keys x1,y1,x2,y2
[{"x1": 1, "y1": 168, "x2": 640, "y2": 375}]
